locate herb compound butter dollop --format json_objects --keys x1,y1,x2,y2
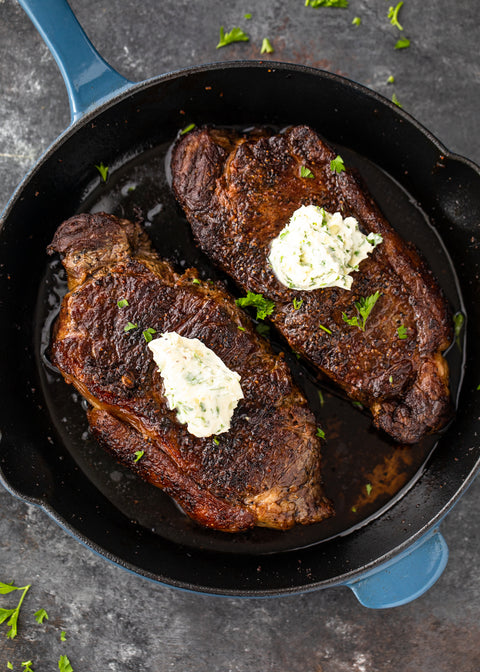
[
  {"x1": 268, "y1": 204, "x2": 383, "y2": 291},
  {"x1": 148, "y1": 332, "x2": 244, "y2": 438}
]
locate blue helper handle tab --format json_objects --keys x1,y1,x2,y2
[
  {"x1": 345, "y1": 528, "x2": 449, "y2": 609},
  {"x1": 18, "y1": 0, "x2": 133, "y2": 123}
]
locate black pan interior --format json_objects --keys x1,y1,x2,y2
[{"x1": 1, "y1": 63, "x2": 479, "y2": 594}]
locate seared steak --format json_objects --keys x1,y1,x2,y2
[
  {"x1": 171, "y1": 125, "x2": 453, "y2": 444},
  {"x1": 48, "y1": 212, "x2": 333, "y2": 531}
]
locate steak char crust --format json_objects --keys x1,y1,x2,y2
[
  {"x1": 171, "y1": 125, "x2": 453, "y2": 444},
  {"x1": 48, "y1": 212, "x2": 333, "y2": 532}
]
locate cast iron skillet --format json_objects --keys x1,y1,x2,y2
[{"x1": 1, "y1": 0, "x2": 479, "y2": 607}]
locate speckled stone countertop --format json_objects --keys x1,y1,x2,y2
[{"x1": 1, "y1": 1, "x2": 479, "y2": 669}]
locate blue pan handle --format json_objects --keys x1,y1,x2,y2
[
  {"x1": 345, "y1": 528, "x2": 449, "y2": 608},
  {"x1": 18, "y1": 0, "x2": 133, "y2": 123}
]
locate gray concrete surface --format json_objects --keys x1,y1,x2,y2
[{"x1": 1, "y1": 0, "x2": 479, "y2": 669}]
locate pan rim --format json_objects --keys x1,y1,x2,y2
[
  {"x1": 3, "y1": 58, "x2": 480, "y2": 225},
  {"x1": 2, "y1": 465, "x2": 479, "y2": 596}
]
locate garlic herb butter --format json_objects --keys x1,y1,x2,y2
[
  {"x1": 148, "y1": 332, "x2": 244, "y2": 438},
  {"x1": 268, "y1": 204, "x2": 382, "y2": 291}
]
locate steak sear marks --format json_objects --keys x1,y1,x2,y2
[
  {"x1": 48, "y1": 212, "x2": 333, "y2": 531},
  {"x1": 171, "y1": 125, "x2": 453, "y2": 444}
]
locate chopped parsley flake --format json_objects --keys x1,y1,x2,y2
[
  {"x1": 453, "y1": 311, "x2": 464, "y2": 350},
  {"x1": 319, "y1": 323, "x2": 332, "y2": 335},
  {"x1": 397, "y1": 324, "x2": 407, "y2": 339},
  {"x1": 237, "y1": 325, "x2": 246, "y2": 331},
  {"x1": 235, "y1": 291, "x2": 275, "y2": 320},
  {"x1": 244, "y1": 13, "x2": 252, "y2": 19},
  {"x1": 351, "y1": 506, "x2": 357, "y2": 513},
  {"x1": 300, "y1": 165, "x2": 314, "y2": 178},
  {"x1": 117, "y1": 298, "x2": 129, "y2": 308},
  {"x1": 124, "y1": 321, "x2": 138, "y2": 332},
  {"x1": 305, "y1": 0, "x2": 349, "y2": 7},
  {"x1": 366, "y1": 483, "x2": 373, "y2": 496},
  {"x1": 58, "y1": 655, "x2": 74, "y2": 672},
  {"x1": 388, "y1": 2, "x2": 404, "y2": 31},
  {"x1": 216, "y1": 26, "x2": 249, "y2": 48},
  {"x1": 256, "y1": 322, "x2": 270, "y2": 337},
  {"x1": 389, "y1": 375, "x2": 394, "y2": 384},
  {"x1": 392, "y1": 93, "x2": 402, "y2": 107},
  {"x1": 395, "y1": 37, "x2": 410, "y2": 49},
  {"x1": 34, "y1": 608, "x2": 48, "y2": 624},
  {"x1": 260, "y1": 38, "x2": 274, "y2": 54},
  {"x1": 213, "y1": 437, "x2": 220, "y2": 445},
  {"x1": 387, "y1": 75, "x2": 395, "y2": 84},
  {"x1": 60, "y1": 630, "x2": 67, "y2": 642},
  {"x1": 143, "y1": 327, "x2": 157, "y2": 343},
  {"x1": 352, "y1": 16, "x2": 361, "y2": 26},
  {"x1": 134, "y1": 450, "x2": 145, "y2": 463},
  {"x1": 22, "y1": 663, "x2": 34, "y2": 672},
  {"x1": 316, "y1": 427, "x2": 326, "y2": 439},
  {"x1": 95, "y1": 162, "x2": 109, "y2": 182},
  {"x1": 192, "y1": 278, "x2": 201, "y2": 285},
  {"x1": 318, "y1": 389, "x2": 325, "y2": 407},
  {"x1": 293, "y1": 297, "x2": 303, "y2": 310},
  {"x1": 180, "y1": 123, "x2": 196, "y2": 135},
  {"x1": 330, "y1": 155, "x2": 345, "y2": 174},
  {"x1": 342, "y1": 291, "x2": 381, "y2": 331}
]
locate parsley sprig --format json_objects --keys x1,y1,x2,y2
[
  {"x1": 95, "y1": 162, "x2": 109, "y2": 182},
  {"x1": 395, "y1": 37, "x2": 410, "y2": 49},
  {"x1": 256, "y1": 322, "x2": 270, "y2": 337},
  {"x1": 305, "y1": 0, "x2": 349, "y2": 8},
  {"x1": 143, "y1": 327, "x2": 157, "y2": 343},
  {"x1": 217, "y1": 26, "x2": 249, "y2": 48},
  {"x1": 342, "y1": 292, "x2": 381, "y2": 331},
  {"x1": 180, "y1": 123, "x2": 196, "y2": 136},
  {"x1": 293, "y1": 297, "x2": 303, "y2": 310},
  {"x1": 260, "y1": 38, "x2": 274, "y2": 54},
  {"x1": 392, "y1": 92, "x2": 402, "y2": 107},
  {"x1": 0, "y1": 581, "x2": 31, "y2": 639},
  {"x1": 388, "y1": 2, "x2": 404, "y2": 31},
  {"x1": 34, "y1": 608, "x2": 49, "y2": 624},
  {"x1": 235, "y1": 291, "x2": 275, "y2": 320},
  {"x1": 300, "y1": 165, "x2": 314, "y2": 178},
  {"x1": 330, "y1": 155, "x2": 345, "y2": 174},
  {"x1": 59, "y1": 655, "x2": 74, "y2": 672},
  {"x1": 453, "y1": 311, "x2": 464, "y2": 350}
]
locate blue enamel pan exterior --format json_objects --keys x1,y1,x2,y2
[{"x1": 1, "y1": 0, "x2": 478, "y2": 608}]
